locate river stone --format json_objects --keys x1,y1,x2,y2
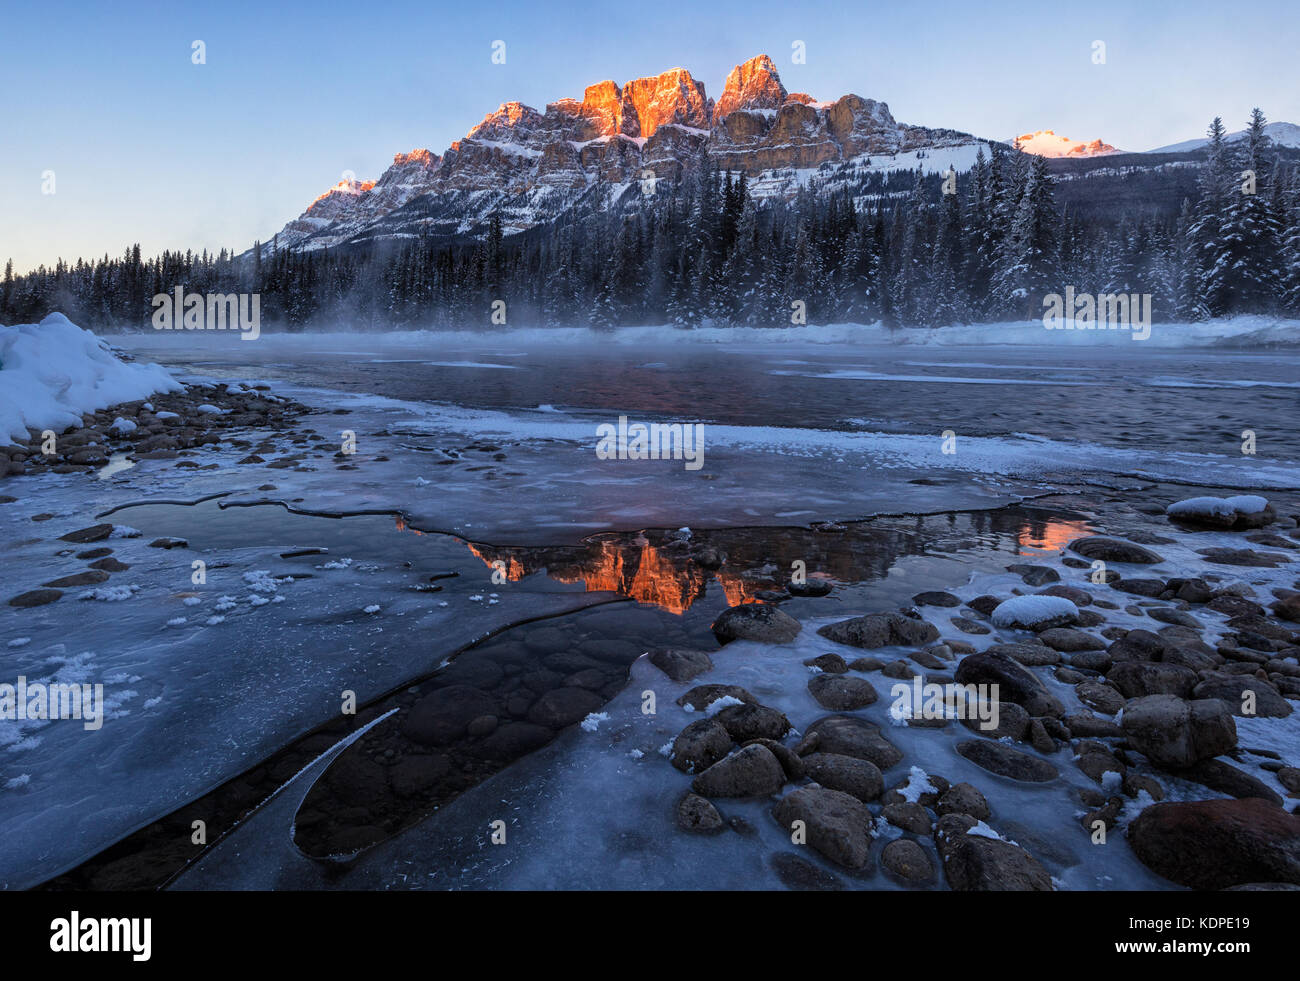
[
  {"x1": 956, "y1": 740, "x2": 1058, "y2": 782},
  {"x1": 801, "y1": 752, "x2": 884, "y2": 802},
  {"x1": 796, "y1": 715, "x2": 903, "y2": 769},
  {"x1": 526, "y1": 686, "x2": 605, "y2": 729},
  {"x1": 647, "y1": 648, "x2": 714, "y2": 682},
  {"x1": 712, "y1": 603, "x2": 801, "y2": 645},
  {"x1": 58, "y1": 523, "x2": 116, "y2": 543},
  {"x1": 9, "y1": 589, "x2": 63, "y2": 608},
  {"x1": 804, "y1": 652, "x2": 848, "y2": 673},
  {"x1": 42, "y1": 569, "x2": 110, "y2": 588},
  {"x1": 985, "y1": 641, "x2": 1062, "y2": 666},
  {"x1": 933, "y1": 813, "x2": 1054, "y2": 891},
  {"x1": 691, "y1": 744, "x2": 787, "y2": 798},
  {"x1": 1193, "y1": 675, "x2": 1293, "y2": 718},
  {"x1": 1120, "y1": 694, "x2": 1237, "y2": 768},
  {"x1": 912, "y1": 590, "x2": 961, "y2": 607},
  {"x1": 1175, "y1": 758, "x2": 1283, "y2": 805},
  {"x1": 953, "y1": 649, "x2": 1064, "y2": 717},
  {"x1": 402, "y1": 685, "x2": 498, "y2": 745},
  {"x1": 1107, "y1": 660, "x2": 1198, "y2": 699},
  {"x1": 676, "y1": 793, "x2": 724, "y2": 832},
  {"x1": 881, "y1": 838, "x2": 935, "y2": 882},
  {"x1": 1038, "y1": 628, "x2": 1105, "y2": 652},
  {"x1": 936, "y1": 782, "x2": 991, "y2": 820},
  {"x1": 773, "y1": 787, "x2": 875, "y2": 869},
  {"x1": 817, "y1": 611, "x2": 939, "y2": 649},
  {"x1": 1069, "y1": 537, "x2": 1165, "y2": 564},
  {"x1": 677, "y1": 684, "x2": 757, "y2": 711},
  {"x1": 671, "y1": 718, "x2": 733, "y2": 774},
  {"x1": 808, "y1": 673, "x2": 879, "y2": 710},
  {"x1": 713, "y1": 702, "x2": 791, "y2": 741},
  {"x1": 883, "y1": 801, "x2": 932, "y2": 834},
  {"x1": 1128, "y1": 798, "x2": 1300, "y2": 889}
]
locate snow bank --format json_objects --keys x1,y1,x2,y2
[
  {"x1": 0, "y1": 314, "x2": 183, "y2": 444},
  {"x1": 110, "y1": 315, "x2": 1300, "y2": 350}
]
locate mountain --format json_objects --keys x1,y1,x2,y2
[
  {"x1": 1012, "y1": 129, "x2": 1120, "y2": 157},
  {"x1": 1146, "y1": 120, "x2": 1300, "y2": 154},
  {"x1": 257, "y1": 54, "x2": 993, "y2": 255}
]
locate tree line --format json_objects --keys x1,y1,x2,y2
[{"x1": 4, "y1": 110, "x2": 1299, "y2": 331}]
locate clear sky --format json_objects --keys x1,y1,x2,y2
[{"x1": 3, "y1": 0, "x2": 1297, "y2": 274}]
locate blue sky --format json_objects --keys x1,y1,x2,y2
[{"x1": 3, "y1": 0, "x2": 1297, "y2": 274}]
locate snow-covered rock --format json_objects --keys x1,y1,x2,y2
[
  {"x1": 0, "y1": 314, "x2": 182, "y2": 444},
  {"x1": 990, "y1": 595, "x2": 1079, "y2": 631},
  {"x1": 1166, "y1": 494, "x2": 1273, "y2": 529}
]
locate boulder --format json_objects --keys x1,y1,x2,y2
[
  {"x1": 712, "y1": 603, "x2": 801, "y2": 645},
  {"x1": 692, "y1": 744, "x2": 787, "y2": 798},
  {"x1": 817, "y1": 611, "x2": 939, "y2": 649},
  {"x1": 1120, "y1": 694, "x2": 1237, "y2": 768},
  {"x1": 773, "y1": 787, "x2": 875, "y2": 869}
]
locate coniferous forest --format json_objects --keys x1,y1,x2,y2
[{"x1": 5, "y1": 112, "x2": 1300, "y2": 333}]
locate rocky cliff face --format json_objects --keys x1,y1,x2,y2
[{"x1": 259, "y1": 54, "x2": 990, "y2": 255}]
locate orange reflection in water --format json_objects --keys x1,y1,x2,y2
[
  {"x1": 461, "y1": 535, "x2": 763, "y2": 615},
  {"x1": 1016, "y1": 517, "x2": 1091, "y2": 555}
]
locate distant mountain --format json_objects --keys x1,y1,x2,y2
[
  {"x1": 1147, "y1": 120, "x2": 1300, "y2": 154},
  {"x1": 256, "y1": 54, "x2": 994, "y2": 256},
  {"x1": 1012, "y1": 130, "x2": 1120, "y2": 158}
]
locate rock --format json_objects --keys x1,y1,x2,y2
[
  {"x1": 324, "y1": 753, "x2": 388, "y2": 807},
  {"x1": 527, "y1": 686, "x2": 606, "y2": 728},
  {"x1": 956, "y1": 740, "x2": 1058, "y2": 782},
  {"x1": 1038, "y1": 628, "x2": 1105, "y2": 652},
  {"x1": 1120, "y1": 694, "x2": 1237, "y2": 768},
  {"x1": 479, "y1": 722, "x2": 553, "y2": 760},
  {"x1": 1276, "y1": 766, "x2": 1300, "y2": 792},
  {"x1": 984, "y1": 641, "x2": 1061, "y2": 667},
  {"x1": 816, "y1": 611, "x2": 939, "y2": 649},
  {"x1": 883, "y1": 801, "x2": 932, "y2": 834},
  {"x1": 912, "y1": 590, "x2": 961, "y2": 607},
  {"x1": 1127, "y1": 798, "x2": 1300, "y2": 888},
  {"x1": 646, "y1": 647, "x2": 714, "y2": 682},
  {"x1": 1112, "y1": 578, "x2": 1168, "y2": 597},
  {"x1": 89, "y1": 557, "x2": 129, "y2": 572},
  {"x1": 403, "y1": 685, "x2": 498, "y2": 745},
  {"x1": 676, "y1": 793, "x2": 724, "y2": 832},
  {"x1": 8, "y1": 589, "x2": 62, "y2": 608},
  {"x1": 953, "y1": 649, "x2": 1063, "y2": 717},
  {"x1": 691, "y1": 744, "x2": 787, "y2": 798},
  {"x1": 58, "y1": 523, "x2": 116, "y2": 543},
  {"x1": 936, "y1": 782, "x2": 991, "y2": 820},
  {"x1": 933, "y1": 814, "x2": 1054, "y2": 891},
  {"x1": 148, "y1": 537, "x2": 188, "y2": 549},
  {"x1": 990, "y1": 596, "x2": 1079, "y2": 631},
  {"x1": 960, "y1": 700, "x2": 1029, "y2": 741},
  {"x1": 713, "y1": 702, "x2": 791, "y2": 741},
  {"x1": 1193, "y1": 675, "x2": 1292, "y2": 718},
  {"x1": 1147, "y1": 607, "x2": 1200, "y2": 628},
  {"x1": 671, "y1": 718, "x2": 733, "y2": 773},
  {"x1": 1069, "y1": 650, "x2": 1113, "y2": 672},
  {"x1": 1175, "y1": 759, "x2": 1283, "y2": 805},
  {"x1": 880, "y1": 838, "x2": 935, "y2": 882},
  {"x1": 1039, "y1": 584, "x2": 1093, "y2": 606},
  {"x1": 796, "y1": 715, "x2": 903, "y2": 768},
  {"x1": 1062, "y1": 711, "x2": 1122, "y2": 738},
  {"x1": 41, "y1": 570, "x2": 110, "y2": 588},
  {"x1": 1076, "y1": 681, "x2": 1125, "y2": 715},
  {"x1": 787, "y1": 579, "x2": 833, "y2": 597},
  {"x1": 847, "y1": 656, "x2": 885, "y2": 672},
  {"x1": 773, "y1": 787, "x2": 875, "y2": 869},
  {"x1": 388, "y1": 754, "x2": 451, "y2": 797},
  {"x1": 801, "y1": 752, "x2": 884, "y2": 802},
  {"x1": 1107, "y1": 660, "x2": 1198, "y2": 699},
  {"x1": 677, "y1": 684, "x2": 757, "y2": 711},
  {"x1": 1166, "y1": 495, "x2": 1275, "y2": 530},
  {"x1": 466, "y1": 714, "x2": 498, "y2": 737},
  {"x1": 711, "y1": 603, "x2": 801, "y2": 644},
  {"x1": 808, "y1": 673, "x2": 879, "y2": 710},
  {"x1": 1199, "y1": 547, "x2": 1290, "y2": 568},
  {"x1": 768, "y1": 851, "x2": 844, "y2": 890},
  {"x1": 803, "y1": 652, "x2": 848, "y2": 673},
  {"x1": 1007, "y1": 564, "x2": 1060, "y2": 586},
  {"x1": 744, "y1": 738, "x2": 805, "y2": 780},
  {"x1": 1069, "y1": 536, "x2": 1164, "y2": 564}
]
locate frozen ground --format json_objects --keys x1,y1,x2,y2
[{"x1": 3, "y1": 317, "x2": 1298, "y2": 889}]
